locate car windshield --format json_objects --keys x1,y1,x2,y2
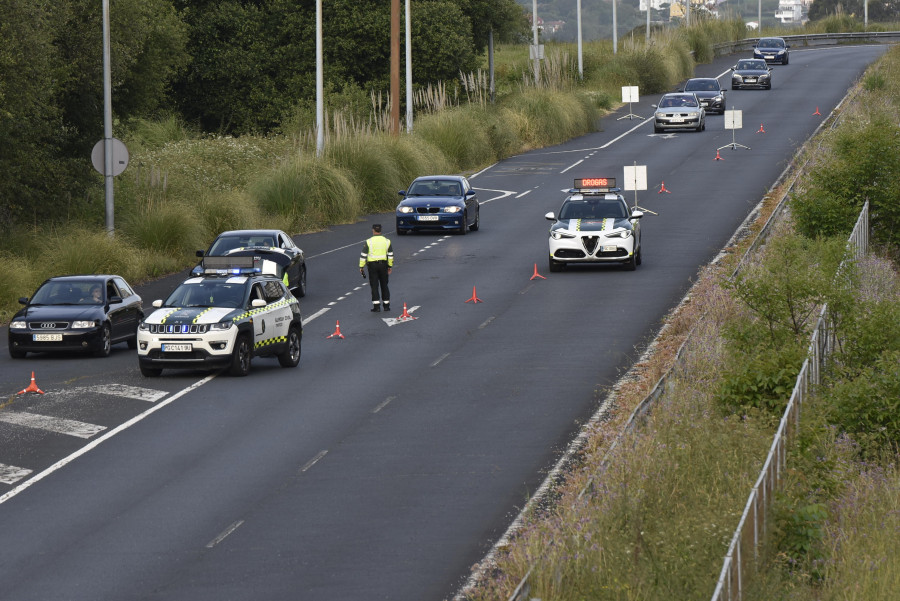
[
  {"x1": 208, "y1": 234, "x2": 274, "y2": 254},
  {"x1": 738, "y1": 61, "x2": 765, "y2": 70},
  {"x1": 30, "y1": 280, "x2": 103, "y2": 305},
  {"x1": 760, "y1": 38, "x2": 784, "y2": 48},
  {"x1": 685, "y1": 80, "x2": 718, "y2": 92},
  {"x1": 660, "y1": 95, "x2": 697, "y2": 108},
  {"x1": 165, "y1": 280, "x2": 247, "y2": 308},
  {"x1": 559, "y1": 200, "x2": 628, "y2": 220},
  {"x1": 408, "y1": 180, "x2": 462, "y2": 196}
]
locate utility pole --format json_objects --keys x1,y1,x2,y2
[{"x1": 390, "y1": 0, "x2": 400, "y2": 136}]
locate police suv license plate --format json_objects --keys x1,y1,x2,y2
[
  {"x1": 162, "y1": 343, "x2": 192, "y2": 352},
  {"x1": 33, "y1": 333, "x2": 62, "y2": 342},
  {"x1": 417, "y1": 215, "x2": 439, "y2": 221},
  {"x1": 602, "y1": 245, "x2": 617, "y2": 252}
]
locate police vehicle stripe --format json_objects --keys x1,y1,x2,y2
[
  {"x1": 192, "y1": 307, "x2": 215, "y2": 324},
  {"x1": 158, "y1": 308, "x2": 181, "y2": 324},
  {"x1": 255, "y1": 335, "x2": 287, "y2": 349}
]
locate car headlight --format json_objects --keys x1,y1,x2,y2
[
  {"x1": 605, "y1": 229, "x2": 632, "y2": 239},
  {"x1": 550, "y1": 230, "x2": 576, "y2": 240},
  {"x1": 441, "y1": 206, "x2": 462, "y2": 213},
  {"x1": 72, "y1": 320, "x2": 96, "y2": 329},
  {"x1": 397, "y1": 206, "x2": 414, "y2": 214},
  {"x1": 139, "y1": 322, "x2": 151, "y2": 331},
  {"x1": 10, "y1": 320, "x2": 26, "y2": 330},
  {"x1": 713, "y1": 94, "x2": 724, "y2": 102},
  {"x1": 760, "y1": 73, "x2": 770, "y2": 80},
  {"x1": 732, "y1": 74, "x2": 742, "y2": 81},
  {"x1": 210, "y1": 322, "x2": 233, "y2": 331}
]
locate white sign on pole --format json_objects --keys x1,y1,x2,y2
[
  {"x1": 724, "y1": 109, "x2": 743, "y2": 130},
  {"x1": 623, "y1": 165, "x2": 647, "y2": 191},
  {"x1": 621, "y1": 86, "x2": 639, "y2": 103},
  {"x1": 91, "y1": 138, "x2": 129, "y2": 177},
  {"x1": 529, "y1": 44, "x2": 545, "y2": 60}
]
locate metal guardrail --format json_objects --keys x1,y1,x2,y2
[
  {"x1": 709, "y1": 201, "x2": 869, "y2": 601},
  {"x1": 714, "y1": 31, "x2": 900, "y2": 57}
]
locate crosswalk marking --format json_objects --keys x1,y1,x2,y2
[
  {"x1": 85, "y1": 384, "x2": 167, "y2": 402},
  {"x1": 0, "y1": 463, "x2": 32, "y2": 485},
  {"x1": 0, "y1": 412, "x2": 107, "y2": 439}
]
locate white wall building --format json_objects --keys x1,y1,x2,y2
[{"x1": 775, "y1": 0, "x2": 811, "y2": 24}]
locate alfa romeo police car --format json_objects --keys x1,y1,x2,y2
[
  {"x1": 545, "y1": 178, "x2": 643, "y2": 272},
  {"x1": 137, "y1": 258, "x2": 303, "y2": 377}
]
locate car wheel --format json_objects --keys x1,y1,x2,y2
[
  {"x1": 94, "y1": 324, "x2": 112, "y2": 357},
  {"x1": 9, "y1": 346, "x2": 26, "y2": 359},
  {"x1": 732, "y1": 85, "x2": 739, "y2": 91},
  {"x1": 140, "y1": 364, "x2": 162, "y2": 377},
  {"x1": 278, "y1": 326, "x2": 302, "y2": 368},
  {"x1": 458, "y1": 212, "x2": 467, "y2": 235},
  {"x1": 469, "y1": 208, "x2": 480, "y2": 232},
  {"x1": 765, "y1": 83, "x2": 771, "y2": 90},
  {"x1": 624, "y1": 253, "x2": 637, "y2": 271},
  {"x1": 293, "y1": 265, "x2": 307, "y2": 298},
  {"x1": 229, "y1": 335, "x2": 252, "y2": 377},
  {"x1": 549, "y1": 256, "x2": 564, "y2": 273},
  {"x1": 654, "y1": 125, "x2": 662, "y2": 133},
  {"x1": 635, "y1": 244, "x2": 642, "y2": 266}
]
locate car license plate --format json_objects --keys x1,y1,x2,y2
[
  {"x1": 670, "y1": 117, "x2": 684, "y2": 123},
  {"x1": 602, "y1": 245, "x2": 617, "y2": 252},
  {"x1": 417, "y1": 215, "x2": 439, "y2": 221},
  {"x1": 33, "y1": 333, "x2": 62, "y2": 342},
  {"x1": 162, "y1": 343, "x2": 192, "y2": 352},
  {"x1": 746, "y1": 77, "x2": 757, "y2": 83}
]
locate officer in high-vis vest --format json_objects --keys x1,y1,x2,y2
[{"x1": 359, "y1": 223, "x2": 393, "y2": 312}]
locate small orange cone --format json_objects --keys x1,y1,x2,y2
[
  {"x1": 464, "y1": 285, "x2": 483, "y2": 303},
  {"x1": 714, "y1": 149, "x2": 724, "y2": 161},
  {"x1": 658, "y1": 181, "x2": 671, "y2": 194},
  {"x1": 398, "y1": 303, "x2": 416, "y2": 320},
  {"x1": 757, "y1": 123, "x2": 766, "y2": 133},
  {"x1": 17, "y1": 371, "x2": 45, "y2": 395},
  {"x1": 530, "y1": 263, "x2": 546, "y2": 280},
  {"x1": 326, "y1": 320, "x2": 345, "y2": 339},
  {"x1": 813, "y1": 106, "x2": 821, "y2": 116}
]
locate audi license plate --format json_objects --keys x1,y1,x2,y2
[
  {"x1": 746, "y1": 77, "x2": 757, "y2": 83},
  {"x1": 162, "y1": 343, "x2": 192, "y2": 352},
  {"x1": 602, "y1": 245, "x2": 617, "y2": 253},
  {"x1": 417, "y1": 215, "x2": 439, "y2": 221},
  {"x1": 33, "y1": 333, "x2": 62, "y2": 342}
]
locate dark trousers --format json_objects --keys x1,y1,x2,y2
[{"x1": 367, "y1": 261, "x2": 390, "y2": 305}]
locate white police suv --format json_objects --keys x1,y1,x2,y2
[
  {"x1": 545, "y1": 178, "x2": 643, "y2": 272},
  {"x1": 137, "y1": 258, "x2": 302, "y2": 377}
]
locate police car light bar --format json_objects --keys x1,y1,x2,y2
[
  {"x1": 201, "y1": 256, "x2": 261, "y2": 274},
  {"x1": 574, "y1": 177, "x2": 616, "y2": 192}
]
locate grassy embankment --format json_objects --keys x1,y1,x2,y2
[
  {"x1": 466, "y1": 41, "x2": 900, "y2": 601},
  {"x1": 0, "y1": 19, "x2": 763, "y2": 322}
]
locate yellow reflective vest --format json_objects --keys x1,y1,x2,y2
[{"x1": 359, "y1": 235, "x2": 393, "y2": 267}]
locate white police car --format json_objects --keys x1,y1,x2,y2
[
  {"x1": 545, "y1": 178, "x2": 643, "y2": 272},
  {"x1": 137, "y1": 258, "x2": 302, "y2": 377}
]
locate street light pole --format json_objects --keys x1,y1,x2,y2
[
  {"x1": 102, "y1": 0, "x2": 114, "y2": 235},
  {"x1": 316, "y1": 0, "x2": 324, "y2": 156},
  {"x1": 390, "y1": 0, "x2": 400, "y2": 136},
  {"x1": 405, "y1": 0, "x2": 412, "y2": 132}
]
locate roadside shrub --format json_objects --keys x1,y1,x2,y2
[
  {"x1": 619, "y1": 44, "x2": 674, "y2": 94},
  {"x1": 122, "y1": 200, "x2": 205, "y2": 257},
  {"x1": 413, "y1": 107, "x2": 494, "y2": 171},
  {"x1": 35, "y1": 228, "x2": 148, "y2": 283},
  {"x1": 469, "y1": 105, "x2": 522, "y2": 162},
  {"x1": 191, "y1": 189, "x2": 280, "y2": 240},
  {"x1": 326, "y1": 134, "x2": 404, "y2": 212},
  {"x1": 504, "y1": 88, "x2": 596, "y2": 148},
  {"x1": 0, "y1": 252, "x2": 40, "y2": 322},
  {"x1": 252, "y1": 156, "x2": 360, "y2": 230},
  {"x1": 380, "y1": 134, "x2": 454, "y2": 188}
]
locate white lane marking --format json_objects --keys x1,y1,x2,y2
[
  {"x1": 471, "y1": 188, "x2": 516, "y2": 204},
  {"x1": 477, "y1": 316, "x2": 495, "y2": 329},
  {"x1": 0, "y1": 412, "x2": 106, "y2": 439},
  {"x1": 0, "y1": 374, "x2": 216, "y2": 506},
  {"x1": 300, "y1": 450, "x2": 328, "y2": 473},
  {"x1": 302, "y1": 307, "x2": 330, "y2": 326},
  {"x1": 206, "y1": 520, "x2": 244, "y2": 548},
  {"x1": 560, "y1": 159, "x2": 584, "y2": 174},
  {"x1": 86, "y1": 384, "x2": 167, "y2": 403},
  {"x1": 600, "y1": 117, "x2": 652, "y2": 149},
  {"x1": 372, "y1": 396, "x2": 396, "y2": 413},
  {"x1": 0, "y1": 463, "x2": 33, "y2": 485},
  {"x1": 430, "y1": 353, "x2": 450, "y2": 367},
  {"x1": 383, "y1": 306, "x2": 420, "y2": 326},
  {"x1": 515, "y1": 190, "x2": 533, "y2": 198}
]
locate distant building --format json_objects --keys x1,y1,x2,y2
[{"x1": 775, "y1": 0, "x2": 811, "y2": 24}]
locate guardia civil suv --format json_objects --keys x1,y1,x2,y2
[
  {"x1": 545, "y1": 178, "x2": 644, "y2": 272},
  {"x1": 137, "y1": 258, "x2": 302, "y2": 377}
]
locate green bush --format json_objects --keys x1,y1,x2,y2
[
  {"x1": 121, "y1": 200, "x2": 205, "y2": 256},
  {"x1": 504, "y1": 88, "x2": 597, "y2": 148},
  {"x1": 413, "y1": 107, "x2": 495, "y2": 171},
  {"x1": 0, "y1": 252, "x2": 41, "y2": 323},
  {"x1": 35, "y1": 228, "x2": 149, "y2": 283},
  {"x1": 326, "y1": 135, "x2": 405, "y2": 212},
  {"x1": 718, "y1": 335, "x2": 806, "y2": 416}
]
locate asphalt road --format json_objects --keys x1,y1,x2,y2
[{"x1": 0, "y1": 44, "x2": 888, "y2": 601}]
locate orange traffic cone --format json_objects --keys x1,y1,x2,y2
[
  {"x1": 714, "y1": 149, "x2": 724, "y2": 161},
  {"x1": 813, "y1": 106, "x2": 821, "y2": 116},
  {"x1": 326, "y1": 320, "x2": 345, "y2": 339},
  {"x1": 530, "y1": 263, "x2": 546, "y2": 280},
  {"x1": 658, "y1": 181, "x2": 671, "y2": 194},
  {"x1": 398, "y1": 302, "x2": 416, "y2": 320},
  {"x1": 17, "y1": 371, "x2": 45, "y2": 395},
  {"x1": 757, "y1": 123, "x2": 766, "y2": 133},
  {"x1": 464, "y1": 285, "x2": 483, "y2": 303}
]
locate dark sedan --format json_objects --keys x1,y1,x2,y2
[
  {"x1": 681, "y1": 78, "x2": 726, "y2": 114},
  {"x1": 8, "y1": 275, "x2": 143, "y2": 358},
  {"x1": 731, "y1": 59, "x2": 772, "y2": 90},
  {"x1": 396, "y1": 175, "x2": 480, "y2": 235},
  {"x1": 194, "y1": 229, "x2": 306, "y2": 297},
  {"x1": 753, "y1": 37, "x2": 790, "y2": 65}
]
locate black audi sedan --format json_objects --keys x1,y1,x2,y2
[
  {"x1": 731, "y1": 59, "x2": 772, "y2": 90},
  {"x1": 681, "y1": 78, "x2": 727, "y2": 114},
  {"x1": 8, "y1": 275, "x2": 143, "y2": 358}
]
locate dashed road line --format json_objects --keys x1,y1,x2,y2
[
  {"x1": 372, "y1": 396, "x2": 396, "y2": 413},
  {"x1": 300, "y1": 450, "x2": 328, "y2": 473},
  {"x1": 206, "y1": 520, "x2": 244, "y2": 548}
]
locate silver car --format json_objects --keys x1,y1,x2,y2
[{"x1": 653, "y1": 92, "x2": 706, "y2": 133}]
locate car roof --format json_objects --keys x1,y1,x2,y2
[
  {"x1": 759, "y1": 37, "x2": 785, "y2": 43},
  {"x1": 662, "y1": 92, "x2": 696, "y2": 98},
  {"x1": 45, "y1": 274, "x2": 119, "y2": 282},
  {"x1": 215, "y1": 229, "x2": 285, "y2": 237},
  {"x1": 412, "y1": 175, "x2": 465, "y2": 182}
]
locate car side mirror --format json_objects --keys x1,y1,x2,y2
[
  {"x1": 631, "y1": 210, "x2": 644, "y2": 219},
  {"x1": 731, "y1": 66, "x2": 736, "y2": 71},
  {"x1": 651, "y1": 104, "x2": 658, "y2": 108},
  {"x1": 786, "y1": 44, "x2": 791, "y2": 48},
  {"x1": 152, "y1": 299, "x2": 163, "y2": 308},
  {"x1": 19, "y1": 297, "x2": 28, "y2": 305},
  {"x1": 196, "y1": 250, "x2": 205, "y2": 257},
  {"x1": 109, "y1": 295, "x2": 123, "y2": 304},
  {"x1": 465, "y1": 189, "x2": 476, "y2": 196},
  {"x1": 398, "y1": 190, "x2": 407, "y2": 196},
  {"x1": 545, "y1": 212, "x2": 556, "y2": 221},
  {"x1": 251, "y1": 299, "x2": 266, "y2": 308}
]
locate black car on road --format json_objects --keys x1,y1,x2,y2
[
  {"x1": 8, "y1": 275, "x2": 143, "y2": 358},
  {"x1": 753, "y1": 37, "x2": 790, "y2": 65},
  {"x1": 731, "y1": 59, "x2": 773, "y2": 90},
  {"x1": 396, "y1": 175, "x2": 480, "y2": 235},
  {"x1": 681, "y1": 78, "x2": 727, "y2": 114}
]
